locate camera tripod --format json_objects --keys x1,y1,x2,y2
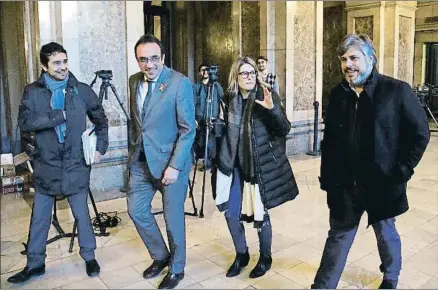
[
  {"x1": 21, "y1": 191, "x2": 110, "y2": 255},
  {"x1": 189, "y1": 72, "x2": 220, "y2": 218},
  {"x1": 416, "y1": 83, "x2": 438, "y2": 127},
  {"x1": 91, "y1": 71, "x2": 132, "y2": 192}
]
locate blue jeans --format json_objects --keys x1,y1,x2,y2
[
  {"x1": 312, "y1": 189, "x2": 401, "y2": 288},
  {"x1": 225, "y1": 167, "x2": 272, "y2": 256}
]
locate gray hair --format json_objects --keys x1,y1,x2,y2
[{"x1": 337, "y1": 34, "x2": 377, "y2": 66}]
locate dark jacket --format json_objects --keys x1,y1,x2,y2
[
  {"x1": 218, "y1": 88, "x2": 299, "y2": 210},
  {"x1": 18, "y1": 72, "x2": 109, "y2": 196},
  {"x1": 320, "y1": 69, "x2": 430, "y2": 225},
  {"x1": 193, "y1": 81, "x2": 224, "y2": 123}
]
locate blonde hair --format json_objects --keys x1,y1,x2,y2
[{"x1": 227, "y1": 56, "x2": 257, "y2": 96}]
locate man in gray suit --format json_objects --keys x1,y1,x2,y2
[{"x1": 127, "y1": 34, "x2": 195, "y2": 289}]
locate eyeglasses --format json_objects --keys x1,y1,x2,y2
[
  {"x1": 138, "y1": 55, "x2": 161, "y2": 64},
  {"x1": 238, "y1": 71, "x2": 256, "y2": 79}
]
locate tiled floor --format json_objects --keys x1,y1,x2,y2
[{"x1": 1, "y1": 133, "x2": 437, "y2": 289}]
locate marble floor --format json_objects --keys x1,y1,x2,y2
[{"x1": 1, "y1": 133, "x2": 437, "y2": 289}]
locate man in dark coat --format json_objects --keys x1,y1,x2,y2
[
  {"x1": 311, "y1": 34, "x2": 430, "y2": 289},
  {"x1": 8, "y1": 42, "x2": 108, "y2": 284}
]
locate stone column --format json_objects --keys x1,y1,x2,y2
[
  {"x1": 259, "y1": 1, "x2": 276, "y2": 73},
  {"x1": 275, "y1": 1, "x2": 287, "y2": 103},
  {"x1": 56, "y1": 1, "x2": 129, "y2": 192},
  {"x1": 283, "y1": 1, "x2": 324, "y2": 155},
  {"x1": 126, "y1": 1, "x2": 144, "y2": 79},
  {"x1": 346, "y1": 1, "x2": 417, "y2": 85}
]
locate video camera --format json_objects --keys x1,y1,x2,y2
[
  {"x1": 95, "y1": 70, "x2": 113, "y2": 81},
  {"x1": 206, "y1": 65, "x2": 219, "y2": 83},
  {"x1": 414, "y1": 83, "x2": 437, "y2": 107}
]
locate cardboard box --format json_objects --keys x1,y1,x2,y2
[
  {"x1": 0, "y1": 165, "x2": 15, "y2": 177},
  {"x1": 13, "y1": 152, "x2": 30, "y2": 166},
  {"x1": 2, "y1": 183, "x2": 30, "y2": 195},
  {"x1": 1, "y1": 153, "x2": 13, "y2": 165},
  {"x1": 1, "y1": 172, "x2": 33, "y2": 186}
]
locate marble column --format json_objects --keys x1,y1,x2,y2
[
  {"x1": 283, "y1": 1, "x2": 324, "y2": 155},
  {"x1": 126, "y1": 1, "x2": 144, "y2": 79},
  {"x1": 275, "y1": 1, "x2": 287, "y2": 103},
  {"x1": 259, "y1": 1, "x2": 276, "y2": 73},
  {"x1": 56, "y1": 1, "x2": 129, "y2": 192},
  {"x1": 346, "y1": 1, "x2": 417, "y2": 85}
]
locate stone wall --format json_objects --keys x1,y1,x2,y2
[
  {"x1": 193, "y1": 2, "x2": 237, "y2": 90},
  {"x1": 241, "y1": 2, "x2": 260, "y2": 60},
  {"x1": 322, "y1": 4, "x2": 347, "y2": 116}
]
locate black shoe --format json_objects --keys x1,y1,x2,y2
[
  {"x1": 158, "y1": 272, "x2": 184, "y2": 289},
  {"x1": 249, "y1": 253, "x2": 272, "y2": 278},
  {"x1": 379, "y1": 279, "x2": 397, "y2": 289},
  {"x1": 7, "y1": 265, "x2": 45, "y2": 284},
  {"x1": 226, "y1": 250, "x2": 250, "y2": 277},
  {"x1": 143, "y1": 259, "x2": 169, "y2": 279},
  {"x1": 85, "y1": 259, "x2": 100, "y2": 277}
]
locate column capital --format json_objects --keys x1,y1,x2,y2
[{"x1": 345, "y1": 1, "x2": 417, "y2": 12}]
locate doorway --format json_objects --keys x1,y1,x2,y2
[
  {"x1": 144, "y1": 1, "x2": 172, "y2": 68},
  {"x1": 425, "y1": 43, "x2": 438, "y2": 113}
]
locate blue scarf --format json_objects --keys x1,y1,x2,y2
[{"x1": 44, "y1": 73, "x2": 69, "y2": 143}]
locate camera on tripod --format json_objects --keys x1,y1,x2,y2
[
  {"x1": 413, "y1": 83, "x2": 438, "y2": 127},
  {"x1": 95, "y1": 70, "x2": 113, "y2": 81},
  {"x1": 206, "y1": 65, "x2": 219, "y2": 83},
  {"x1": 414, "y1": 83, "x2": 438, "y2": 107}
]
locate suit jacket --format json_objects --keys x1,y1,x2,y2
[{"x1": 127, "y1": 66, "x2": 195, "y2": 178}]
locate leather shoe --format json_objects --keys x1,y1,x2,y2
[
  {"x1": 379, "y1": 279, "x2": 398, "y2": 289},
  {"x1": 7, "y1": 265, "x2": 45, "y2": 284},
  {"x1": 249, "y1": 253, "x2": 272, "y2": 278},
  {"x1": 85, "y1": 259, "x2": 100, "y2": 277},
  {"x1": 143, "y1": 259, "x2": 169, "y2": 279},
  {"x1": 226, "y1": 250, "x2": 250, "y2": 277},
  {"x1": 158, "y1": 272, "x2": 184, "y2": 289}
]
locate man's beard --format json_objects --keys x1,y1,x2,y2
[{"x1": 346, "y1": 65, "x2": 372, "y2": 87}]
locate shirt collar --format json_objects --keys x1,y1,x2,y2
[{"x1": 144, "y1": 69, "x2": 162, "y2": 83}]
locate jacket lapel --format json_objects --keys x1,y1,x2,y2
[
  {"x1": 130, "y1": 72, "x2": 143, "y2": 130},
  {"x1": 143, "y1": 66, "x2": 171, "y2": 123}
]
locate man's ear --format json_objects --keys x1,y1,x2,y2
[
  {"x1": 161, "y1": 54, "x2": 166, "y2": 64},
  {"x1": 41, "y1": 64, "x2": 48, "y2": 72}
]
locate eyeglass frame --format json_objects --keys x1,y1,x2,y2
[
  {"x1": 238, "y1": 70, "x2": 257, "y2": 79},
  {"x1": 137, "y1": 55, "x2": 162, "y2": 64}
]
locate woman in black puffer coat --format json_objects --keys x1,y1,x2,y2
[{"x1": 215, "y1": 56, "x2": 299, "y2": 279}]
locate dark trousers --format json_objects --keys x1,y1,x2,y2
[
  {"x1": 312, "y1": 188, "x2": 401, "y2": 288},
  {"x1": 27, "y1": 192, "x2": 96, "y2": 269},
  {"x1": 225, "y1": 167, "x2": 272, "y2": 256}
]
